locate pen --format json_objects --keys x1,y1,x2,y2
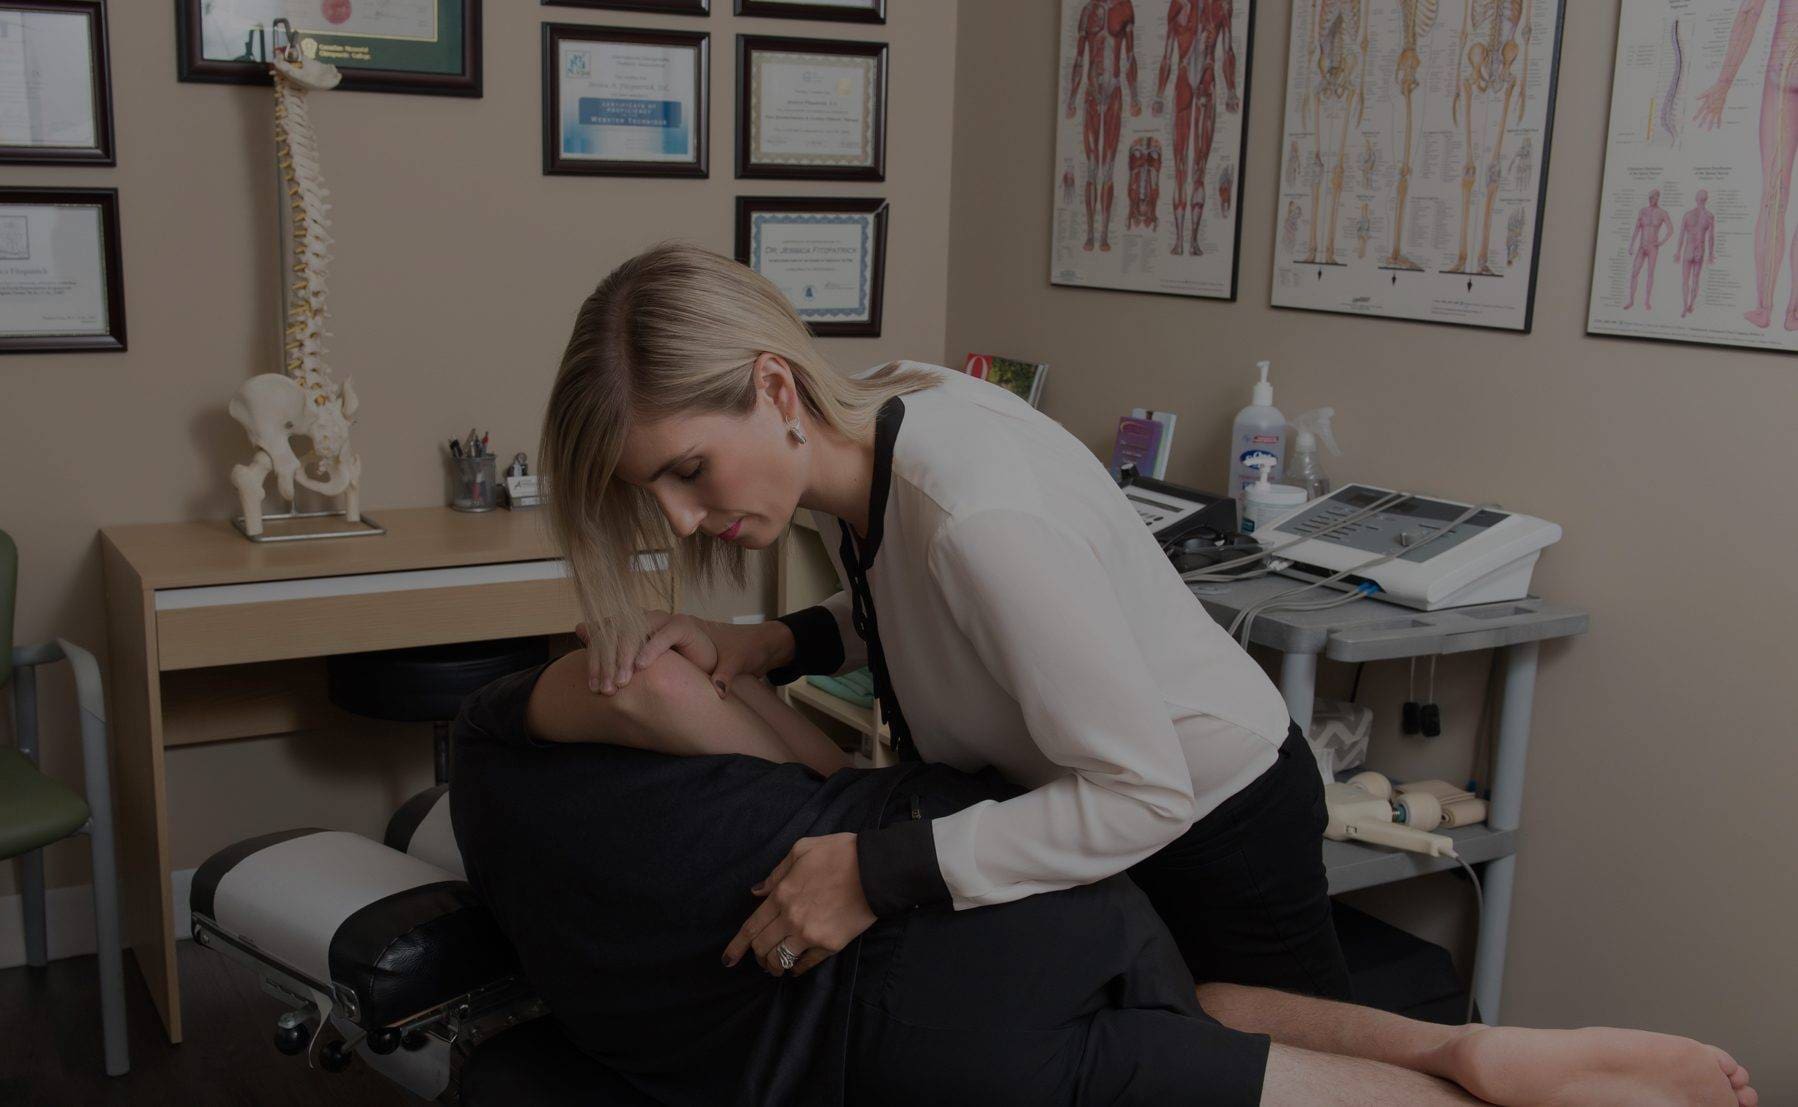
[{"x1": 449, "y1": 438, "x2": 463, "y2": 459}]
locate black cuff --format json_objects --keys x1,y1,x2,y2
[
  {"x1": 766, "y1": 605, "x2": 846, "y2": 687},
  {"x1": 856, "y1": 819, "x2": 950, "y2": 917}
]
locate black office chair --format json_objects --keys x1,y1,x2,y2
[{"x1": 327, "y1": 637, "x2": 549, "y2": 783}]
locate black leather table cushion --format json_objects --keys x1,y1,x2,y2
[{"x1": 327, "y1": 880, "x2": 520, "y2": 1028}]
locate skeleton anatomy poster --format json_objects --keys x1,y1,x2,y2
[
  {"x1": 1588, "y1": 2, "x2": 1798, "y2": 352},
  {"x1": 1270, "y1": 0, "x2": 1565, "y2": 332},
  {"x1": 1051, "y1": 0, "x2": 1256, "y2": 300}
]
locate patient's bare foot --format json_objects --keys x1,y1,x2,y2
[{"x1": 1438, "y1": 1025, "x2": 1755, "y2": 1107}]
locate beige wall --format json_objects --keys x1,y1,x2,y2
[
  {"x1": 2, "y1": 1, "x2": 958, "y2": 898},
  {"x1": 947, "y1": 0, "x2": 1797, "y2": 1094}
]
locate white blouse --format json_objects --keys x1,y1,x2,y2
[{"x1": 788, "y1": 363, "x2": 1290, "y2": 912}]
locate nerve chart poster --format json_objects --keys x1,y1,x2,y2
[{"x1": 1588, "y1": 0, "x2": 1798, "y2": 353}]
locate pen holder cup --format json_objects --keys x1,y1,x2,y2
[{"x1": 451, "y1": 455, "x2": 498, "y2": 512}]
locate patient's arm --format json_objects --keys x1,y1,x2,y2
[{"x1": 526, "y1": 649, "x2": 849, "y2": 777}]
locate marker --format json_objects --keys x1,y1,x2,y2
[{"x1": 448, "y1": 438, "x2": 463, "y2": 459}]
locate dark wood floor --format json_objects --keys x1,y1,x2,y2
[{"x1": 0, "y1": 940, "x2": 418, "y2": 1106}]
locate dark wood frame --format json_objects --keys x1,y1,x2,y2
[
  {"x1": 175, "y1": 0, "x2": 483, "y2": 97},
  {"x1": 735, "y1": 195, "x2": 887, "y2": 337},
  {"x1": 0, "y1": 186, "x2": 126, "y2": 354},
  {"x1": 735, "y1": 34, "x2": 886, "y2": 181},
  {"x1": 543, "y1": 24, "x2": 710, "y2": 178},
  {"x1": 736, "y1": 0, "x2": 885, "y2": 24},
  {"x1": 0, "y1": 0, "x2": 114, "y2": 165},
  {"x1": 543, "y1": 0, "x2": 709, "y2": 13}
]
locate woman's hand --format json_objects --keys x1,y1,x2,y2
[
  {"x1": 576, "y1": 610, "x2": 684, "y2": 694},
  {"x1": 634, "y1": 615, "x2": 794, "y2": 699},
  {"x1": 723, "y1": 833, "x2": 875, "y2": 977}
]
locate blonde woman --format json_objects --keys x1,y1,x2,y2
[
  {"x1": 494, "y1": 243, "x2": 1756, "y2": 1105},
  {"x1": 535, "y1": 242, "x2": 1346, "y2": 999}
]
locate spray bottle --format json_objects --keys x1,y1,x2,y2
[
  {"x1": 1229, "y1": 361, "x2": 1287, "y2": 503},
  {"x1": 1286, "y1": 408, "x2": 1341, "y2": 500}
]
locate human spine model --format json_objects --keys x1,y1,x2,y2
[
  {"x1": 1385, "y1": 0, "x2": 1436, "y2": 270},
  {"x1": 229, "y1": 38, "x2": 364, "y2": 536}
]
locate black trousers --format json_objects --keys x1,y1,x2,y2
[
  {"x1": 1127, "y1": 723, "x2": 1354, "y2": 1001},
  {"x1": 847, "y1": 772, "x2": 1270, "y2": 1107}
]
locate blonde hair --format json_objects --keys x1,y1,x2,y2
[{"x1": 541, "y1": 241, "x2": 938, "y2": 641}]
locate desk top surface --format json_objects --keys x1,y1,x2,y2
[{"x1": 102, "y1": 506, "x2": 562, "y2": 590}]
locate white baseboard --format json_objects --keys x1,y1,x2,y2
[{"x1": 0, "y1": 868, "x2": 195, "y2": 969}]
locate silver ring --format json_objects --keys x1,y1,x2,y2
[{"x1": 775, "y1": 943, "x2": 798, "y2": 970}]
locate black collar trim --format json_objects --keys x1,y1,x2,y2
[{"x1": 851, "y1": 396, "x2": 905, "y2": 569}]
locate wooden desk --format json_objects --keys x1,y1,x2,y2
[{"x1": 98, "y1": 506, "x2": 673, "y2": 1042}]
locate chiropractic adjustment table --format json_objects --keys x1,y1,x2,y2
[{"x1": 188, "y1": 785, "x2": 652, "y2": 1105}]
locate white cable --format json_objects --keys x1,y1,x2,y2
[{"x1": 1452, "y1": 853, "x2": 1484, "y2": 1025}]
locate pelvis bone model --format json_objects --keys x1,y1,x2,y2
[{"x1": 229, "y1": 28, "x2": 364, "y2": 537}]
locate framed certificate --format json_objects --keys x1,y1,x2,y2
[
  {"x1": 736, "y1": 35, "x2": 886, "y2": 181},
  {"x1": 0, "y1": 1, "x2": 113, "y2": 165},
  {"x1": 735, "y1": 0, "x2": 885, "y2": 24},
  {"x1": 544, "y1": 24, "x2": 709, "y2": 178},
  {"x1": 736, "y1": 196, "x2": 887, "y2": 337},
  {"x1": 176, "y1": 0, "x2": 482, "y2": 97},
  {"x1": 0, "y1": 187, "x2": 125, "y2": 354},
  {"x1": 543, "y1": 0, "x2": 708, "y2": 13}
]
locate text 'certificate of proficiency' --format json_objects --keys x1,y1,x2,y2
[{"x1": 560, "y1": 40, "x2": 697, "y2": 162}]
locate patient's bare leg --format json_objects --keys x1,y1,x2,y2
[
  {"x1": 525, "y1": 649, "x2": 799, "y2": 765},
  {"x1": 1260, "y1": 1044, "x2": 1484, "y2": 1104},
  {"x1": 1198, "y1": 982, "x2": 1755, "y2": 1107},
  {"x1": 728, "y1": 676, "x2": 851, "y2": 776}
]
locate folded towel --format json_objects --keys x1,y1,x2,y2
[{"x1": 805, "y1": 667, "x2": 876, "y2": 708}]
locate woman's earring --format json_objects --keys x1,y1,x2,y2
[{"x1": 787, "y1": 420, "x2": 807, "y2": 445}]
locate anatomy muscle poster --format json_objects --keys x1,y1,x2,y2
[
  {"x1": 1270, "y1": 0, "x2": 1565, "y2": 332},
  {"x1": 1051, "y1": 0, "x2": 1256, "y2": 299},
  {"x1": 1588, "y1": 2, "x2": 1798, "y2": 352}
]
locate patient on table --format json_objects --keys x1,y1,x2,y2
[{"x1": 446, "y1": 645, "x2": 1758, "y2": 1107}]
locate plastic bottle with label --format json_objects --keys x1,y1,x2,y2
[{"x1": 1229, "y1": 361, "x2": 1287, "y2": 504}]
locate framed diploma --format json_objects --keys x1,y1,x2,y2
[
  {"x1": 0, "y1": 187, "x2": 125, "y2": 354},
  {"x1": 736, "y1": 196, "x2": 887, "y2": 337},
  {"x1": 736, "y1": 35, "x2": 886, "y2": 181},
  {"x1": 0, "y1": 1, "x2": 113, "y2": 165},
  {"x1": 735, "y1": 0, "x2": 885, "y2": 24},
  {"x1": 543, "y1": 0, "x2": 708, "y2": 13},
  {"x1": 176, "y1": 0, "x2": 482, "y2": 98},
  {"x1": 543, "y1": 24, "x2": 709, "y2": 178}
]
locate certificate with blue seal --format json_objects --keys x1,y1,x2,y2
[
  {"x1": 736, "y1": 196, "x2": 887, "y2": 337},
  {"x1": 543, "y1": 24, "x2": 709, "y2": 177}
]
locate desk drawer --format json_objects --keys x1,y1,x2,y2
[{"x1": 155, "y1": 559, "x2": 669, "y2": 671}]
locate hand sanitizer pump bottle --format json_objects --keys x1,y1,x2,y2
[
  {"x1": 1287, "y1": 408, "x2": 1340, "y2": 500},
  {"x1": 1230, "y1": 361, "x2": 1287, "y2": 504}
]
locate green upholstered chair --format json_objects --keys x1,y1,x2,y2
[{"x1": 1, "y1": 528, "x2": 128, "y2": 1075}]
